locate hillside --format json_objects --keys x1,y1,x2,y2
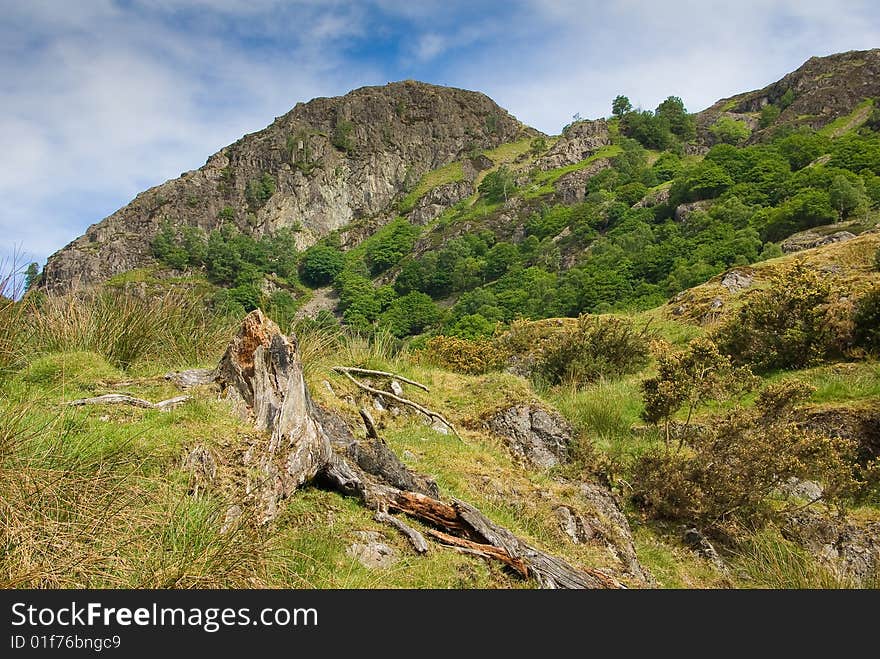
[
  {"x1": 8, "y1": 48, "x2": 880, "y2": 589},
  {"x1": 4, "y1": 227, "x2": 880, "y2": 588}
]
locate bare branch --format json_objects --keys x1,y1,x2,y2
[
  {"x1": 334, "y1": 368, "x2": 463, "y2": 441},
  {"x1": 332, "y1": 366, "x2": 429, "y2": 391},
  {"x1": 375, "y1": 511, "x2": 429, "y2": 554}
]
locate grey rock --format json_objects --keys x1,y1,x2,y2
[
  {"x1": 577, "y1": 483, "x2": 656, "y2": 586},
  {"x1": 778, "y1": 477, "x2": 823, "y2": 502},
  {"x1": 682, "y1": 527, "x2": 728, "y2": 573},
  {"x1": 783, "y1": 509, "x2": 880, "y2": 585},
  {"x1": 409, "y1": 179, "x2": 474, "y2": 225},
  {"x1": 674, "y1": 200, "x2": 712, "y2": 222},
  {"x1": 720, "y1": 269, "x2": 754, "y2": 293},
  {"x1": 537, "y1": 119, "x2": 610, "y2": 171},
  {"x1": 389, "y1": 380, "x2": 404, "y2": 397},
  {"x1": 633, "y1": 185, "x2": 671, "y2": 209},
  {"x1": 555, "y1": 158, "x2": 613, "y2": 204},
  {"x1": 487, "y1": 404, "x2": 572, "y2": 468},
  {"x1": 781, "y1": 229, "x2": 857, "y2": 253},
  {"x1": 346, "y1": 531, "x2": 398, "y2": 569}
]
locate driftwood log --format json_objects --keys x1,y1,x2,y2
[{"x1": 214, "y1": 310, "x2": 620, "y2": 589}]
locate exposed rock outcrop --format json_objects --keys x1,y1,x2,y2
[
  {"x1": 43, "y1": 81, "x2": 527, "y2": 292},
  {"x1": 487, "y1": 404, "x2": 573, "y2": 468},
  {"x1": 555, "y1": 158, "x2": 613, "y2": 204},
  {"x1": 537, "y1": 119, "x2": 610, "y2": 171},
  {"x1": 783, "y1": 509, "x2": 880, "y2": 585},
  {"x1": 781, "y1": 229, "x2": 856, "y2": 253}
]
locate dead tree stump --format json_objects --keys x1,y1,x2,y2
[{"x1": 214, "y1": 310, "x2": 621, "y2": 589}]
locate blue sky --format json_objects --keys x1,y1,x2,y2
[{"x1": 2, "y1": 0, "x2": 879, "y2": 272}]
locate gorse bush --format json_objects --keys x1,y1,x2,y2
[
  {"x1": 641, "y1": 338, "x2": 758, "y2": 446},
  {"x1": 536, "y1": 315, "x2": 653, "y2": 387},
  {"x1": 421, "y1": 335, "x2": 508, "y2": 375},
  {"x1": 633, "y1": 381, "x2": 860, "y2": 536},
  {"x1": 853, "y1": 287, "x2": 880, "y2": 356},
  {"x1": 713, "y1": 262, "x2": 851, "y2": 371}
]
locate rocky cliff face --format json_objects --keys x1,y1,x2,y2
[
  {"x1": 696, "y1": 48, "x2": 880, "y2": 145},
  {"x1": 42, "y1": 81, "x2": 528, "y2": 291}
]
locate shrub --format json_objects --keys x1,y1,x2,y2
[
  {"x1": 854, "y1": 287, "x2": 880, "y2": 356},
  {"x1": 537, "y1": 315, "x2": 653, "y2": 387},
  {"x1": 300, "y1": 245, "x2": 345, "y2": 286},
  {"x1": 422, "y1": 335, "x2": 508, "y2": 375},
  {"x1": 641, "y1": 338, "x2": 758, "y2": 446},
  {"x1": 633, "y1": 381, "x2": 859, "y2": 536},
  {"x1": 331, "y1": 119, "x2": 355, "y2": 152},
  {"x1": 478, "y1": 166, "x2": 516, "y2": 203},
  {"x1": 245, "y1": 173, "x2": 276, "y2": 209},
  {"x1": 713, "y1": 262, "x2": 850, "y2": 370},
  {"x1": 709, "y1": 116, "x2": 752, "y2": 145},
  {"x1": 758, "y1": 104, "x2": 781, "y2": 129}
]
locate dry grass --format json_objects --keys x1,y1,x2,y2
[{"x1": 24, "y1": 288, "x2": 235, "y2": 370}]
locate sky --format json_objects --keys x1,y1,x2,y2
[{"x1": 2, "y1": 0, "x2": 879, "y2": 272}]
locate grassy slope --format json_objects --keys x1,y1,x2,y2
[{"x1": 5, "y1": 230, "x2": 879, "y2": 588}]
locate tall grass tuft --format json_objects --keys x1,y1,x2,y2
[
  {"x1": 25, "y1": 288, "x2": 235, "y2": 369},
  {"x1": 0, "y1": 259, "x2": 28, "y2": 379},
  {"x1": 0, "y1": 394, "x2": 290, "y2": 588},
  {"x1": 734, "y1": 528, "x2": 859, "y2": 589}
]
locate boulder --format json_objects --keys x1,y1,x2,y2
[
  {"x1": 487, "y1": 404, "x2": 572, "y2": 468},
  {"x1": 720, "y1": 269, "x2": 754, "y2": 293},
  {"x1": 346, "y1": 531, "x2": 398, "y2": 569}
]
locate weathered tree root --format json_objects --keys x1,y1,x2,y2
[
  {"x1": 66, "y1": 393, "x2": 190, "y2": 410},
  {"x1": 215, "y1": 310, "x2": 621, "y2": 589}
]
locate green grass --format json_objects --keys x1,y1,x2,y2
[
  {"x1": 773, "y1": 361, "x2": 880, "y2": 404},
  {"x1": 399, "y1": 160, "x2": 465, "y2": 213},
  {"x1": 819, "y1": 97, "x2": 875, "y2": 138},
  {"x1": 731, "y1": 527, "x2": 857, "y2": 588}
]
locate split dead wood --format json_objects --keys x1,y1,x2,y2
[
  {"x1": 66, "y1": 393, "x2": 190, "y2": 411},
  {"x1": 332, "y1": 367, "x2": 462, "y2": 441},
  {"x1": 359, "y1": 407, "x2": 380, "y2": 439},
  {"x1": 214, "y1": 309, "x2": 620, "y2": 589},
  {"x1": 375, "y1": 511, "x2": 429, "y2": 554}
]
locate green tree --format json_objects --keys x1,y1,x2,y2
[
  {"x1": 758, "y1": 103, "x2": 781, "y2": 128},
  {"x1": 300, "y1": 245, "x2": 345, "y2": 286},
  {"x1": 656, "y1": 96, "x2": 695, "y2": 140},
  {"x1": 478, "y1": 166, "x2": 516, "y2": 203},
  {"x1": 612, "y1": 95, "x2": 633, "y2": 118},
  {"x1": 24, "y1": 263, "x2": 40, "y2": 291},
  {"x1": 709, "y1": 117, "x2": 751, "y2": 145},
  {"x1": 829, "y1": 173, "x2": 867, "y2": 220},
  {"x1": 380, "y1": 292, "x2": 442, "y2": 337}
]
